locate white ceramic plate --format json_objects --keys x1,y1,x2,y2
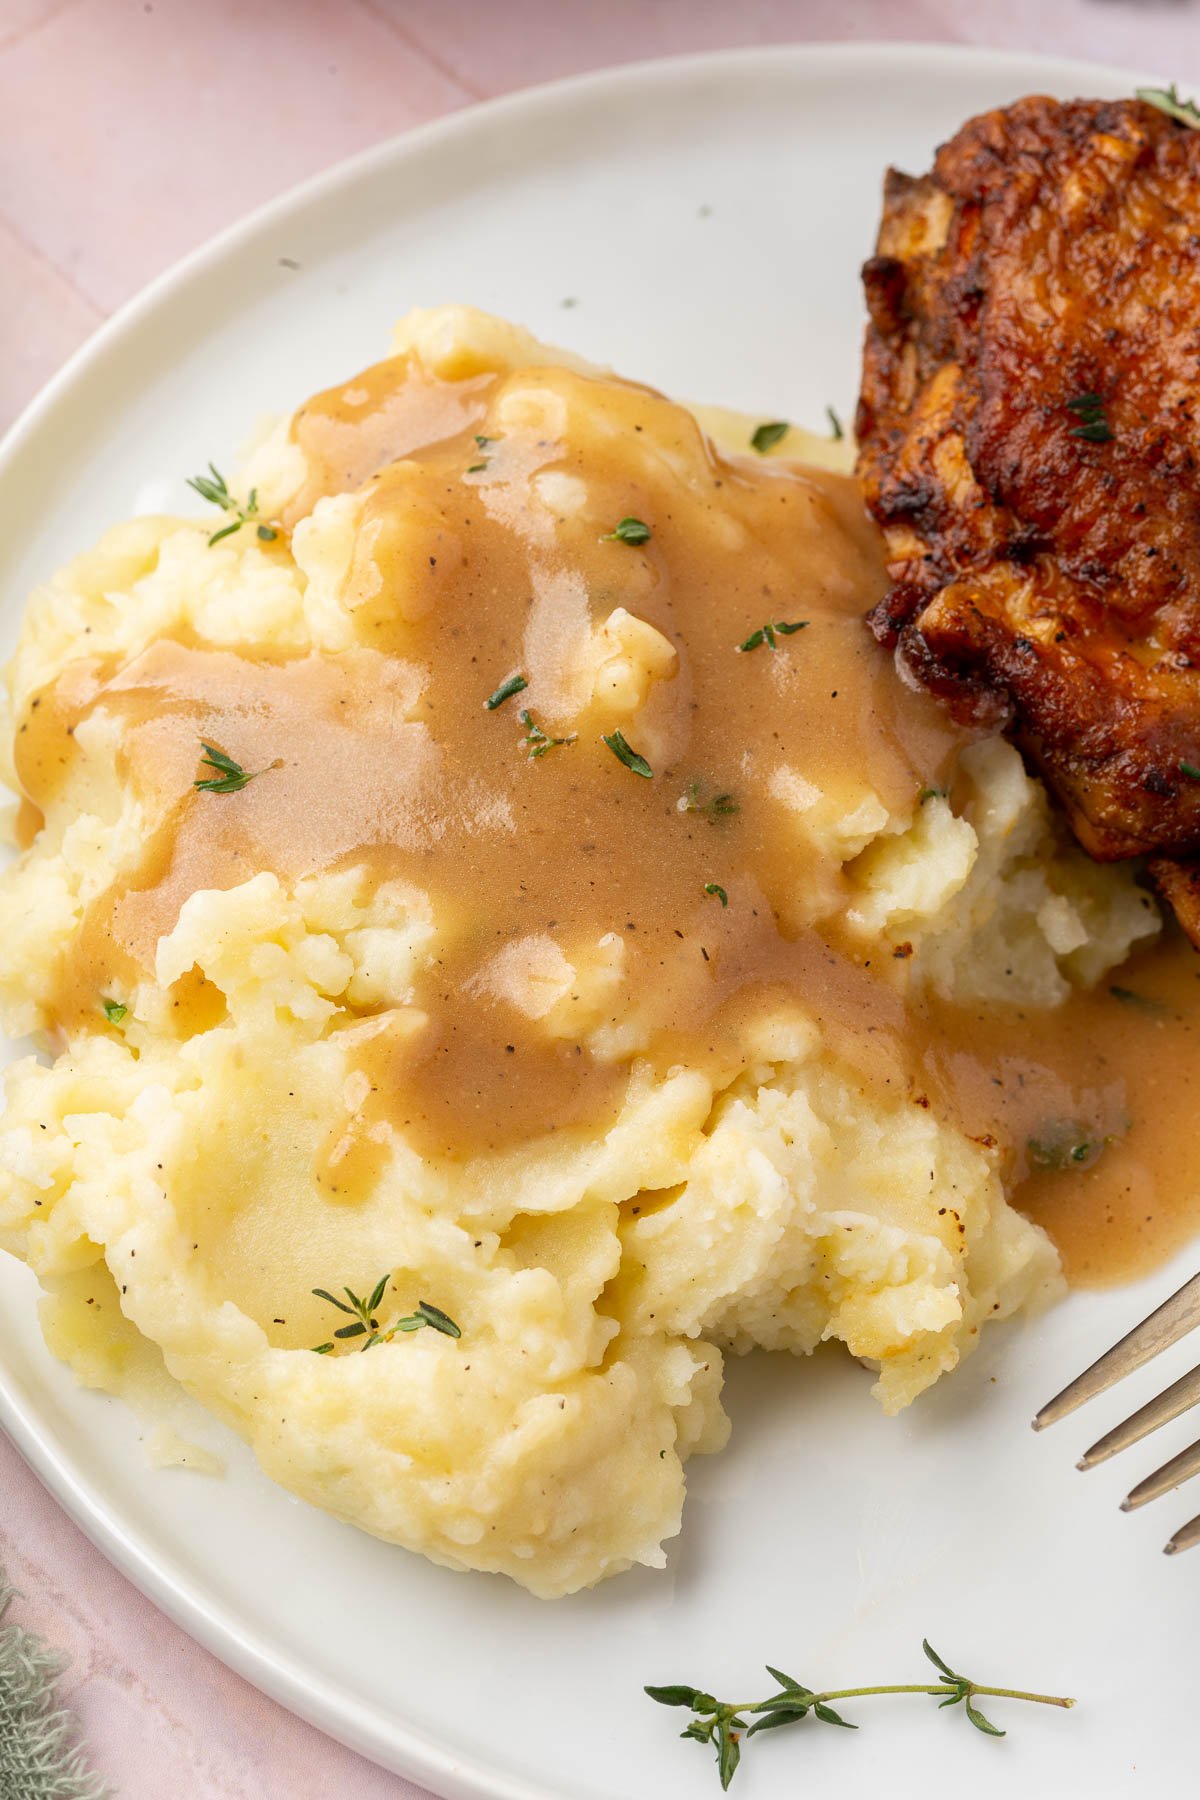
[{"x1": 1, "y1": 42, "x2": 1194, "y2": 1800}]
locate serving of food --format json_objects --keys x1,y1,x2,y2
[{"x1": 3, "y1": 43, "x2": 1200, "y2": 1800}]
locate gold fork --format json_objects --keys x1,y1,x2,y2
[{"x1": 1034, "y1": 1271, "x2": 1200, "y2": 1555}]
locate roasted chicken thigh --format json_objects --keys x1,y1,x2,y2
[{"x1": 857, "y1": 94, "x2": 1200, "y2": 936}]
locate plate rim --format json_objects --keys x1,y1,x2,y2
[
  {"x1": 0, "y1": 37, "x2": 1172, "y2": 1800},
  {"x1": 0, "y1": 37, "x2": 1168, "y2": 479}
]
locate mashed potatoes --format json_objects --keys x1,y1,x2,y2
[{"x1": 0, "y1": 309, "x2": 1158, "y2": 1596}]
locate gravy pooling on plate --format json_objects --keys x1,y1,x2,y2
[{"x1": 12, "y1": 343, "x2": 1200, "y2": 1285}]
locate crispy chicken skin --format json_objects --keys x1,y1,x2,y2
[{"x1": 856, "y1": 94, "x2": 1200, "y2": 935}]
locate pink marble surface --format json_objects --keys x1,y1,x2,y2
[{"x1": 1, "y1": 2, "x2": 1199, "y2": 1794}]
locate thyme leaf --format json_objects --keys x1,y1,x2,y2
[
  {"x1": 1066, "y1": 393, "x2": 1113, "y2": 444},
  {"x1": 826, "y1": 405, "x2": 844, "y2": 441},
  {"x1": 750, "y1": 420, "x2": 789, "y2": 454},
  {"x1": 737, "y1": 620, "x2": 808, "y2": 654},
  {"x1": 1137, "y1": 83, "x2": 1200, "y2": 128},
  {"x1": 603, "y1": 730, "x2": 653, "y2": 778},
  {"x1": 602, "y1": 517, "x2": 652, "y2": 545},
  {"x1": 1109, "y1": 983, "x2": 1168, "y2": 1014},
  {"x1": 484, "y1": 673, "x2": 528, "y2": 710},
  {"x1": 101, "y1": 998, "x2": 127, "y2": 1024},
  {"x1": 703, "y1": 883, "x2": 728, "y2": 906},
  {"x1": 409, "y1": 1300, "x2": 462, "y2": 1338}
]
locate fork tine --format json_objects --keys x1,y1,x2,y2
[
  {"x1": 1077, "y1": 1362, "x2": 1200, "y2": 1469},
  {"x1": 1121, "y1": 1435, "x2": 1200, "y2": 1512},
  {"x1": 1164, "y1": 1514, "x2": 1200, "y2": 1556},
  {"x1": 1033, "y1": 1271, "x2": 1200, "y2": 1430}
]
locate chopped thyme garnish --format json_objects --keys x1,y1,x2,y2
[
  {"x1": 1066, "y1": 393, "x2": 1113, "y2": 444},
  {"x1": 520, "y1": 709, "x2": 576, "y2": 759},
  {"x1": 484, "y1": 672, "x2": 528, "y2": 710},
  {"x1": 1027, "y1": 1120, "x2": 1106, "y2": 1172},
  {"x1": 603, "y1": 517, "x2": 652, "y2": 545},
  {"x1": 469, "y1": 434, "x2": 498, "y2": 473},
  {"x1": 101, "y1": 999, "x2": 127, "y2": 1024},
  {"x1": 311, "y1": 1277, "x2": 461, "y2": 1354},
  {"x1": 603, "y1": 730, "x2": 653, "y2": 778},
  {"x1": 681, "y1": 781, "x2": 739, "y2": 820},
  {"x1": 750, "y1": 420, "x2": 789, "y2": 454},
  {"x1": 703, "y1": 883, "x2": 728, "y2": 906},
  {"x1": 918, "y1": 786, "x2": 948, "y2": 803},
  {"x1": 1109, "y1": 984, "x2": 1168, "y2": 1014},
  {"x1": 1180, "y1": 759, "x2": 1200, "y2": 781},
  {"x1": 826, "y1": 406, "x2": 844, "y2": 441},
  {"x1": 186, "y1": 463, "x2": 278, "y2": 546},
  {"x1": 737, "y1": 620, "x2": 808, "y2": 653},
  {"x1": 193, "y1": 741, "x2": 266, "y2": 794},
  {"x1": 1137, "y1": 83, "x2": 1200, "y2": 128}
]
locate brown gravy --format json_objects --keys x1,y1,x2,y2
[
  {"x1": 923, "y1": 930, "x2": 1200, "y2": 1285},
  {"x1": 17, "y1": 352, "x2": 1200, "y2": 1286}
]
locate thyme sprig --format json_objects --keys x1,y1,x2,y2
[
  {"x1": 311, "y1": 1276, "x2": 461, "y2": 1354},
  {"x1": 1137, "y1": 83, "x2": 1200, "y2": 129},
  {"x1": 737, "y1": 620, "x2": 807, "y2": 653},
  {"x1": 193, "y1": 741, "x2": 267, "y2": 794},
  {"x1": 520, "y1": 709, "x2": 576, "y2": 759},
  {"x1": 647, "y1": 1639, "x2": 1074, "y2": 1790},
  {"x1": 187, "y1": 463, "x2": 278, "y2": 546}
]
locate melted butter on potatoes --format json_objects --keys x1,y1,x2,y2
[{"x1": 0, "y1": 308, "x2": 1164, "y2": 1595}]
